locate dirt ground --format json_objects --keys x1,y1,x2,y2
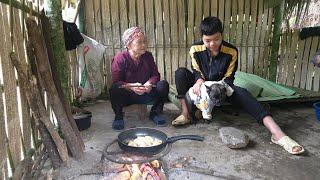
[{"x1": 58, "y1": 100, "x2": 320, "y2": 180}]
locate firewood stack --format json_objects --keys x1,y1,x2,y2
[{"x1": 9, "y1": 15, "x2": 84, "y2": 173}]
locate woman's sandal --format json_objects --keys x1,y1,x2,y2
[
  {"x1": 172, "y1": 115, "x2": 190, "y2": 126},
  {"x1": 271, "y1": 135, "x2": 305, "y2": 155}
]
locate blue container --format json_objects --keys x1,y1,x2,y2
[{"x1": 313, "y1": 102, "x2": 320, "y2": 121}]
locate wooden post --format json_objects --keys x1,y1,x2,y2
[
  {"x1": 78, "y1": 0, "x2": 85, "y2": 33},
  {"x1": 269, "y1": 0, "x2": 284, "y2": 82},
  {"x1": 45, "y1": 0, "x2": 71, "y2": 102}
]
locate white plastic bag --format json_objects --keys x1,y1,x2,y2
[{"x1": 77, "y1": 34, "x2": 105, "y2": 100}]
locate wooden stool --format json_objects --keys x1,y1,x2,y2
[{"x1": 124, "y1": 104, "x2": 148, "y2": 120}]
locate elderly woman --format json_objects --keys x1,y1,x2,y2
[{"x1": 109, "y1": 27, "x2": 169, "y2": 130}]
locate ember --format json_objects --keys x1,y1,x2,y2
[
  {"x1": 109, "y1": 160, "x2": 165, "y2": 180},
  {"x1": 100, "y1": 139, "x2": 168, "y2": 179}
]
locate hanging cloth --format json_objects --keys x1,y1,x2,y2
[
  {"x1": 63, "y1": 21, "x2": 84, "y2": 50},
  {"x1": 299, "y1": 26, "x2": 320, "y2": 40}
]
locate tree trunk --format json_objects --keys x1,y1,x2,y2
[
  {"x1": 26, "y1": 18, "x2": 84, "y2": 159},
  {"x1": 45, "y1": 0, "x2": 71, "y2": 102}
]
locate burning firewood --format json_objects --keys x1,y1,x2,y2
[
  {"x1": 110, "y1": 162, "x2": 162, "y2": 180},
  {"x1": 128, "y1": 164, "x2": 142, "y2": 180},
  {"x1": 142, "y1": 171, "x2": 155, "y2": 180},
  {"x1": 150, "y1": 160, "x2": 160, "y2": 168},
  {"x1": 140, "y1": 163, "x2": 160, "y2": 180},
  {"x1": 112, "y1": 170, "x2": 131, "y2": 180}
]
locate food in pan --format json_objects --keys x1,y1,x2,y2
[{"x1": 128, "y1": 136, "x2": 162, "y2": 147}]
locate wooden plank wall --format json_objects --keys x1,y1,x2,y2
[
  {"x1": 85, "y1": 0, "x2": 276, "y2": 90},
  {"x1": 278, "y1": 31, "x2": 320, "y2": 91}
]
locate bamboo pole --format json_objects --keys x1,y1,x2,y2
[
  {"x1": 78, "y1": 0, "x2": 85, "y2": 33},
  {"x1": 269, "y1": 0, "x2": 284, "y2": 81},
  {"x1": 0, "y1": 80, "x2": 7, "y2": 180}
]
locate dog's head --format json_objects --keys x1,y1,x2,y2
[{"x1": 206, "y1": 83, "x2": 226, "y2": 107}]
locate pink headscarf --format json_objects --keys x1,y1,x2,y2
[{"x1": 122, "y1": 27, "x2": 144, "y2": 48}]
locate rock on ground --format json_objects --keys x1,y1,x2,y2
[{"x1": 219, "y1": 127, "x2": 249, "y2": 149}]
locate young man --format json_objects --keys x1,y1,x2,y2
[{"x1": 172, "y1": 16, "x2": 304, "y2": 155}]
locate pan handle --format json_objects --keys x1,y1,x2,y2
[{"x1": 167, "y1": 135, "x2": 204, "y2": 143}]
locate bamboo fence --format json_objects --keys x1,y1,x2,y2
[
  {"x1": 83, "y1": 0, "x2": 320, "y2": 92},
  {"x1": 1, "y1": 2, "x2": 32, "y2": 178},
  {"x1": 84, "y1": 0, "x2": 276, "y2": 89},
  {"x1": 278, "y1": 31, "x2": 320, "y2": 91}
]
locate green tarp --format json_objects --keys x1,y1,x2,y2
[{"x1": 234, "y1": 71, "x2": 301, "y2": 101}]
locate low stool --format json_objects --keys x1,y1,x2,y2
[{"x1": 124, "y1": 104, "x2": 148, "y2": 120}]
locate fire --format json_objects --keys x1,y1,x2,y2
[{"x1": 112, "y1": 160, "x2": 163, "y2": 180}]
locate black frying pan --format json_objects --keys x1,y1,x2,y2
[{"x1": 117, "y1": 127, "x2": 204, "y2": 155}]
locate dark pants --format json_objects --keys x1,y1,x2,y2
[
  {"x1": 175, "y1": 68, "x2": 269, "y2": 124},
  {"x1": 109, "y1": 80, "x2": 169, "y2": 120}
]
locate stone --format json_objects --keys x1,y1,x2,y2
[{"x1": 219, "y1": 127, "x2": 249, "y2": 149}]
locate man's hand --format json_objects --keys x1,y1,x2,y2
[{"x1": 192, "y1": 79, "x2": 204, "y2": 96}]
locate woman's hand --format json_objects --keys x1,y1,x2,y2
[
  {"x1": 192, "y1": 79, "x2": 204, "y2": 96},
  {"x1": 143, "y1": 81, "x2": 153, "y2": 93},
  {"x1": 125, "y1": 82, "x2": 146, "y2": 95}
]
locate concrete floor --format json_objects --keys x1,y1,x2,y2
[{"x1": 58, "y1": 100, "x2": 320, "y2": 180}]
